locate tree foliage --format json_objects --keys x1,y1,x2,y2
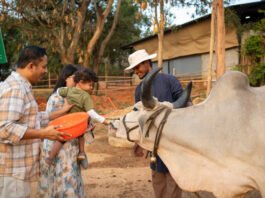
[
  {"x1": 244, "y1": 35, "x2": 265, "y2": 59},
  {"x1": 248, "y1": 62, "x2": 265, "y2": 86},
  {"x1": 133, "y1": 0, "x2": 230, "y2": 68},
  {"x1": 244, "y1": 11, "x2": 265, "y2": 86},
  {"x1": 0, "y1": 0, "x2": 146, "y2": 76},
  {"x1": 95, "y1": 0, "x2": 145, "y2": 75},
  {"x1": 1, "y1": 0, "x2": 235, "y2": 77},
  {"x1": 0, "y1": 15, "x2": 26, "y2": 80}
]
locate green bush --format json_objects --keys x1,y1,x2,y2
[
  {"x1": 249, "y1": 63, "x2": 265, "y2": 86},
  {"x1": 239, "y1": 11, "x2": 265, "y2": 86},
  {"x1": 244, "y1": 35, "x2": 265, "y2": 58},
  {"x1": 231, "y1": 64, "x2": 244, "y2": 72}
]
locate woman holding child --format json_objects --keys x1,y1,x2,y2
[
  {"x1": 37, "y1": 64, "x2": 109, "y2": 197},
  {"x1": 37, "y1": 64, "x2": 85, "y2": 197}
]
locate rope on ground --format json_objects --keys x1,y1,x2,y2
[{"x1": 104, "y1": 96, "x2": 118, "y2": 110}]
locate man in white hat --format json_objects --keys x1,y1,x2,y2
[
  {"x1": 125, "y1": 49, "x2": 184, "y2": 198},
  {"x1": 125, "y1": 49, "x2": 157, "y2": 79}
]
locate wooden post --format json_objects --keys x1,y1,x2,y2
[
  {"x1": 216, "y1": 0, "x2": 225, "y2": 78},
  {"x1": 154, "y1": 0, "x2": 165, "y2": 68},
  {"x1": 104, "y1": 57, "x2": 109, "y2": 96},
  {"x1": 207, "y1": 1, "x2": 217, "y2": 96},
  {"x1": 48, "y1": 72, "x2": 51, "y2": 88},
  {"x1": 158, "y1": 0, "x2": 164, "y2": 68}
]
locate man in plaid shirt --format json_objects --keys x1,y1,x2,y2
[{"x1": 0, "y1": 46, "x2": 72, "y2": 197}]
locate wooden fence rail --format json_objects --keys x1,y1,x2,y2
[
  {"x1": 32, "y1": 76, "x2": 134, "y2": 89},
  {"x1": 32, "y1": 76, "x2": 211, "y2": 90}
]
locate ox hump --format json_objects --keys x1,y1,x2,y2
[
  {"x1": 215, "y1": 71, "x2": 249, "y2": 90},
  {"x1": 204, "y1": 71, "x2": 251, "y2": 104}
]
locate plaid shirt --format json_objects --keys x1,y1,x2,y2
[{"x1": 0, "y1": 72, "x2": 49, "y2": 181}]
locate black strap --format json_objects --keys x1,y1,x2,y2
[
  {"x1": 122, "y1": 115, "x2": 139, "y2": 142},
  {"x1": 122, "y1": 105, "x2": 172, "y2": 163},
  {"x1": 152, "y1": 108, "x2": 171, "y2": 158},
  {"x1": 145, "y1": 105, "x2": 168, "y2": 138},
  {"x1": 143, "y1": 105, "x2": 172, "y2": 164}
]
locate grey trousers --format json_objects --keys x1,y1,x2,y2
[
  {"x1": 0, "y1": 176, "x2": 30, "y2": 198},
  {"x1": 152, "y1": 170, "x2": 182, "y2": 198}
]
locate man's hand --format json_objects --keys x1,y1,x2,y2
[{"x1": 41, "y1": 125, "x2": 72, "y2": 142}]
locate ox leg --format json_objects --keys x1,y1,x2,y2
[
  {"x1": 239, "y1": 190, "x2": 262, "y2": 198},
  {"x1": 194, "y1": 192, "x2": 201, "y2": 198},
  {"x1": 256, "y1": 181, "x2": 265, "y2": 198},
  {"x1": 259, "y1": 190, "x2": 265, "y2": 198}
]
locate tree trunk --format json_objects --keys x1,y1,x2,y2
[
  {"x1": 157, "y1": 0, "x2": 165, "y2": 68},
  {"x1": 66, "y1": 0, "x2": 90, "y2": 62},
  {"x1": 83, "y1": 26, "x2": 101, "y2": 67},
  {"x1": 104, "y1": 57, "x2": 109, "y2": 82},
  {"x1": 60, "y1": 54, "x2": 71, "y2": 65},
  {"x1": 104, "y1": 57, "x2": 110, "y2": 96},
  {"x1": 83, "y1": 0, "x2": 114, "y2": 67},
  {"x1": 216, "y1": 0, "x2": 225, "y2": 78},
  {"x1": 59, "y1": 49, "x2": 75, "y2": 65},
  {"x1": 49, "y1": 0, "x2": 89, "y2": 66},
  {"x1": 94, "y1": 0, "x2": 122, "y2": 74}
]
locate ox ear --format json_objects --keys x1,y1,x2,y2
[
  {"x1": 173, "y1": 81, "x2": 192, "y2": 109},
  {"x1": 141, "y1": 67, "x2": 162, "y2": 109}
]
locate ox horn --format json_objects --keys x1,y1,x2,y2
[
  {"x1": 173, "y1": 81, "x2": 192, "y2": 108},
  {"x1": 141, "y1": 67, "x2": 162, "y2": 109}
]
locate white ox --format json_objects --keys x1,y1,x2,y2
[{"x1": 110, "y1": 68, "x2": 265, "y2": 198}]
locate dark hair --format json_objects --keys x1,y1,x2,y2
[
  {"x1": 74, "y1": 68, "x2": 98, "y2": 83},
  {"x1": 17, "y1": 45, "x2": 47, "y2": 68},
  {"x1": 139, "y1": 60, "x2": 152, "y2": 69},
  {"x1": 52, "y1": 64, "x2": 78, "y2": 93},
  {"x1": 147, "y1": 60, "x2": 153, "y2": 68}
]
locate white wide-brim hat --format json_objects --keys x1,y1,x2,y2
[{"x1": 124, "y1": 49, "x2": 157, "y2": 72}]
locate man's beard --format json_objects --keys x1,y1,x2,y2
[{"x1": 139, "y1": 72, "x2": 148, "y2": 80}]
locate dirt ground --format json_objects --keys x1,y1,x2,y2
[
  {"x1": 84, "y1": 124, "x2": 154, "y2": 198},
  {"x1": 33, "y1": 87, "x2": 262, "y2": 198}
]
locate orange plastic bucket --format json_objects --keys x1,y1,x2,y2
[{"x1": 48, "y1": 112, "x2": 89, "y2": 140}]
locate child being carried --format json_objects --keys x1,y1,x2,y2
[{"x1": 46, "y1": 68, "x2": 109, "y2": 168}]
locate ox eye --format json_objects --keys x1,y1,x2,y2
[{"x1": 133, "y1": 107, "x2": 138, "y2": 111}]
